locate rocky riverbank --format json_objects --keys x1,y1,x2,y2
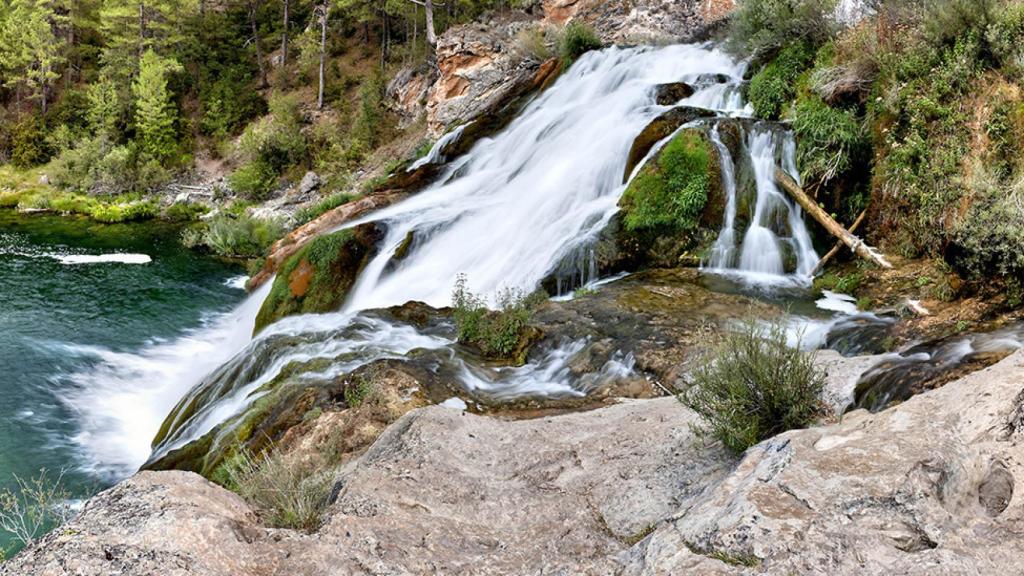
[{"x1": 6, "y1": 349, "x2": 1023, "y2": 575}]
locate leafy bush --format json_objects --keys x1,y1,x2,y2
[
  {"x1": 294, "y1": 192, "x2": 357, "y2": 225},
  {"x1": 681, "y1": 318, "x2": 826, "y2": 454},
  {"x1": 728, "y1": 0, "x2": 835, "y2": 58},
  {"x1": 792, "y1": 93, "x2": 868, "y2": 184},
  {"x1": 223, "y1": 448, "x2": 332, "y2": 532},
  {"x1": 986, "y1": 1, "x2": 1024, "y2": 69},
  {"x1": 748, "y1": 41, "x2": 816, "y2": 119},
  {"x1": 10, "y1": 118, "x2": 50, "y2": 168},
  {"x1": 557, "y1": 21, "x2": 602, "y2": 67},
  {"x1": 351, "y1": 75, "x2": 385, "y2": 152},
  {"x1": 452, "y1": 274, "x2": 544, "y2": 359},
  {"x1": 189, "y1": 213, "x2": 284, "y2": 258},
  {"x1": 951, "y1": 167, "x2": 1024, "y2": 278},
  {"x1": 50, "y1": 138, "x2": 170, "y2": 195},
  {"x1": 619, "y1": 130, "x2": 711, "y2": 234},
  {"x1": 229, "y1": 160, "x2": 278, "y2": 200}
]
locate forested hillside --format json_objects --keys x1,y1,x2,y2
[{"x1": 0, "y1": 0, "x2": 535, "y2": 263}]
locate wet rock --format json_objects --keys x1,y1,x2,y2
[
  {"x1": 624, "y1": 106, "x2": 716, "y2": 182},
  {"x1": 654, "y1": 82, "x2": 696, "y2": 105},
  {"x1": 253, "y1": 223, "x2": 384, "y2": 333}
]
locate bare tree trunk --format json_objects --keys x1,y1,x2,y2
[
  {"x1": 424, "y1": 0, "x2": 436, "y2": 48},
  {"x1": 811, "y1": 210, "x2": 867, "y2": 275},
  {"x1": 281, "y1": 0, "x2": 289, "y2": 66},
  {"x1": 317, "y1": 4, "x2": 326, "y2": 109},
  {"x1": 775, "y1": 169, "x2": 892, "y2": 269},
  {"x1": 248, "y1": 0, "x2": 268, "y2": 88}
]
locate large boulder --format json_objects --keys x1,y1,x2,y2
[
  {"x1": 253, "y1": 224, "x2": 383, "y2": 333},
  {"x1": 616, "y1": 126, "x2": 724, "y2": 269},
  {"x1": 543, "y1": 0, "x2": 735, "y2": 44}
]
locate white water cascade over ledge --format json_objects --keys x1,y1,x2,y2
[{"x1": 60, "y1": 43, "x2": 820, "y2": 479}]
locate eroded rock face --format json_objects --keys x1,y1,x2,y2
[{"x1": 543, "y1": 0, "x2": 735, "y2": 44}]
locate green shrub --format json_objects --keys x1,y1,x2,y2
[
  {"x1": 792, "y1": 94, "x2": 868, "y2": 184},
  {"x1": 748, "y1": 41, "x2": 816, "y2": 119},
  {"x1": 10, "y1": 118, "x2": 50, "y2": 168},
  {"x1": 452, "y1": 274, "x2": 544, "y2": 359},
  {"x1": 343, "y1": 376, "x2": 373, "y2": 408},
  {"x1": 229, "y1": 160, "x2": 278, "y2": 200},
  {"x1": 728, "y1": 0, "x2": 835, "y2": 58},
  {"x1": 223, "y1": 448, "x2": 332, "y2": 532},
  {"x1": 516, "y1": 24, "x2": 555, "y2": 62},
  {"x1": 680, "y1": 318, "x2": 826, "y2": 454},
  {"x1": 557, "y1": 21, "x2": 601, "y2": 66},
  {"x1": 294, "y1": 192, "x2": 356, "y2": 225},
  {"x1": 986, "y1": 1, "x2": 1024, "y2": 69},
  {"x1": 952, "y1": 167, "x2": 1024, "y2": 278},
  {"x1": 192, "y1": 213, "x2": 285, "y2": 258},
  {"x1": 619, "y1": 130, "x2": 711, "y2": 234},
  {"x1": 351, "y1": 75, "x2": 385, "y2": 151}
]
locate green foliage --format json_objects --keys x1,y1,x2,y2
[
  {"x1": 222, "y1": 447, "x2": 332, "y2": 532},
  {"x1": 748, "y1": 41, "x2": 816, "y2": 119},
  {"x1": 451, "y1": 274, "x2": 544, "y2": 359},
  {"x1": 199, "y1": 66, "x2": 268, "y2": 139},
  {"x1": 351, "y1": 74, "x2": 385, "y2": 152},
  {"x1": 133, "y1": 50, "x2": 183, "y2": 163},
  {"x1": 680, "y1": 318, "x2": 826, "y2": 454},
  {"x1": 9, "y1": 117, "x2": 50, "y2": 167},
  {"x1": 188, "y1": 213, "x2": 284, "y2": 258},
  {"x1": 229, "y1": 160, "x2": 278, "y2": 200},
  {"x1": 814, "y1": 270, "x2": 864, "y2": 293},
  {"x1": 619, "y1": 130, "x2": 711, "y2": 234},
  {"x1": 294, "y1": 192, "x2": 357, "y2": 225},
  {"x1": 86, "y1": 79, "x2": 123, "y2": 139},
  {"x1": 728, "y1": 0, "x2": 835, "y2": 57},
  {"x1": 343, "y1": 376, "x2": 373, "y2": 408},
  {"x1": 0, "y1": 0, "x2": 67, "y2": 111},
  {"x1": 951, "y1": 167, "x2": 1024, "y2": 278},
  {"x1": 792, "y1": 93, "x2": 868, "y2": 184},
  {"x1": 557, "y1": 21, "x2": 601, "y2": 67},
  {"x1": 515, "y1": 24, "x2": 554, "y2": 62}
]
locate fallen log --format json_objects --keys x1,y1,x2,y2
[
  {"x1": 810, "y1": 209, "x2": 867, "y2": 275},
  {"x1": 775, "y1": 169, "x2": 892, "y2": 270}
]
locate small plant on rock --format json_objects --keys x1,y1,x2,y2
[
  {"x1": 0, "y1": 469, "x2": 74, "y2": 550},
  {"x1": 223, "y1": 447, "x2": 333, "y2": 532},
  {"x1": 452, "y1": 274, "x2": 545, "y2": 359},
  {"x1": 680, "y1": 318, "x2": 826, "y2": 454}
]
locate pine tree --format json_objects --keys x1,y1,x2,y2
[
  {"x1": 98, "y1": 0, "x2": 196, "y2": 83},
  {"x1": 132, "y1": 49, "x2": 182, "y2": 162},
  {"x1": 0, "y1": 0, "x2": 68, "y2": 113}
]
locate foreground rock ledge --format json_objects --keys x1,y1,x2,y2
[{"x1": 6, "y1": 352, "x2": 1024, "y2": 575}]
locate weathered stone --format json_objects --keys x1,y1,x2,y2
[
  {"x1": 10, "y1": 352, "x2": 1024, "y2": 575},
  {"x1": 654, "y1": 82, "x2": 695, "y2": 105},
  {"x1": 298, "y1": 171, "x2": 321, "y2": 195}
]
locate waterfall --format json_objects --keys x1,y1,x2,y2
[
  {"x1": 65, "y1": 43, "x2": 824, "y2": 476},
  {"x1": 702, "y1": 127, "x2": 819, "y2": 286}
]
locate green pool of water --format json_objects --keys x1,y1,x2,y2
[{"x1": 0, "y1": 210, "x2": 246, "y2": 554}]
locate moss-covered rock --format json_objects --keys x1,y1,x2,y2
[
  {"x1": 624, "y1": 106, "x2": 716, "y2": 182},
  {"x1": 254, "y1": 224, "x2": 383, "y2": 333},
  {"x1": 615, "y1": 128, "x2": 722, "y2": 268}
]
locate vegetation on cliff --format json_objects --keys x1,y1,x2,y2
[{"x1": 732, "y1": 0, "x2": 1024, "y2": 285}]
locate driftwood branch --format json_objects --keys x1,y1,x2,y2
[
  {"x1": 775, "y1": 169, "x2": 892, "y2": 270},
  {"x1": 810, "y1": 209, "x2": 867, "y2": 275}
]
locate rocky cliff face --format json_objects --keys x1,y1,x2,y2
[
  {"x1": 7, "y1": 351, "x2": 1024, "y2": 575},
  {"x1": 390, "y1": 0, "x2": 735, "y2": 136}
]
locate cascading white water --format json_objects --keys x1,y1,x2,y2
[
  {"x1": 703, "y1": 126, "x2": 819, "y2": 286},
  {"x1": 344, "y1": 45, "x2": 745, "y2": 310},
  {"x1": 64, "y1": 43, "x2": 825, "y2": 477}
]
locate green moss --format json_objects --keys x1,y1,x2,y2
[
  {"x1": 254, "y1": 229, "x2": 370, "y2": 333},
  {"x1": 619, "y1": 130, "x2": 713, "y2": 235},
  {"x1": 748, "y1": 42, "x2": 816, "y2": 120}
]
